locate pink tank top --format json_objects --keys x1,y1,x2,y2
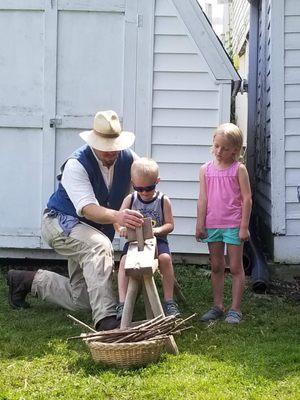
[{"x1": 204, "y1": 160, "x2": 242, "y2": 228}]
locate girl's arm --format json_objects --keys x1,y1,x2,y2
[
  {"x1": 196, "y1": 165, "x2": 208, "y2": 240},
  {"x1": 238, "y1": 164, "x2": 252, "y2": 241},
  {"x1": 153, "y1": 195, "x2": 174, "y2": 237},
  {"x1": 113, "y1": 194, "x2": 133, "y2": 237}
]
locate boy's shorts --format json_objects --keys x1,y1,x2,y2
[
  {"x1": 202, "y1": 227, "x2": 241, "y2": 245},
  {"x1": 121, "y1": 237, "x2": 170, "y2": 257}
]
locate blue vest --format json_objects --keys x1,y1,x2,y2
[{"x1": 47, "y1": 145, "x2": 133, "y2": 241}]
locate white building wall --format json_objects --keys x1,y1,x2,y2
[
  {"x1": 283, "y1": 0, "x2": 300, "y2": 239},
  {"x1": 231, "y1": 0, "x2": 250, "y2": 55},
  {"x1": 253, "y1": 0, "x2": 272, "y2": 227},
  {"x1": 153, "y1": 0, "x2": 232, "y2": 253},
  {"x1": 251, "y1": 0, "x2": 300, "y2": 262},
  {"x1": 0, "y1": 0, "x2": 236, "y2": 258}
]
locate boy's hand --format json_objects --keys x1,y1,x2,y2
[
  {"x1": 119, "y1": 227, "x2": 128, "y2": 238},
  {"x1": 195, "y1": 225, "x2": 207, "y2": 241},
  {"x1": 152, "y1": 227, "x2": 160, "y2": 237},
  {"x1": 239, "y1": 227, "x2": 250, "y2": 241}
]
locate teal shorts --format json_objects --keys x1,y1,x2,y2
[{"x1": 202, "y1": 227, "x2": 241, "y2": 245}]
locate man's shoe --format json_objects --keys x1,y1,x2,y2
[
  {"x1": 7, "y1": 269, "x2": 36, "y2": 309},
  {"x1": 164, "y1": 300, "x2": 181, "y2": 317},
  {"x1": 200, "y1": 306, "x2": 224, "y2": 322},
  {"x1": 95, "y1": 316, "x2": 120, "y2": 331}
]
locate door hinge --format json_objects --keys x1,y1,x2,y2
[{"x1": 49, "y1": 118, "x2": 62, "y2": 128}]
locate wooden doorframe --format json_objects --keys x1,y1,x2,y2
[{"x1": 134, "y1": 0, "x2": 156, "y2": 157}]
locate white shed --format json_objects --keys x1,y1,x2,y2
[
  {"x1": 247, "y1": 0, "x2": 300, "y2": 263},
  {"x1": 0, "y1": 0, "x2": 239, "y2": 259}
]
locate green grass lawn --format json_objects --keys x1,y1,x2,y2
[{"x1": 0, "y1": 264, "x2": 299, "y2": 400}]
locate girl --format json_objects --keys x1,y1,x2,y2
[{"x1": 196, "y1": 123, "x2": 252, "y2": 324}]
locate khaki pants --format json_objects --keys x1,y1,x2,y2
[{"x1": 32, "y1": 214, "x2": 116, "y2": 326}]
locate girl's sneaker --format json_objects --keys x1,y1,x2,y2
[{"x1": 225, "y1": 309, "x2": 242, "y2": 324}]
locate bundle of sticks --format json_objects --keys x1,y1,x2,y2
[{"x1": 67, "y1": 314, "x2": 195, "y2": 344}]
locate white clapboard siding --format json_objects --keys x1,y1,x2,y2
[
  {"x1": 159, "y1": 181, "x2": 199, "y2": 200},
  {"x1": 285, "y1": 68, "x2": 300, "y2": 84},
  {"x1": 286, "y1": 186, "x2": 300, "y2": 203},
  {"x1": 285, "y1": 33, "x2": 300, "y2": 49},
  {"x1": 285, "y1": 50, "x2": 300, "y2": 67},
  {"x1": 153, "y1": 90, "x2": 219, "y2": 108},
  {"x1": 285, "y1": 0, "x2": 300, "y2": 14},
  {"x1": 286, "y1": 152, "x2": 300, "y2": 168},
  {"x1": 155, "y1": 0, "x2": 177, "y2": 16},
  {"x1": 155, "y1": 35, "x2": 199, "y2": 54},
  {"x1": 154, "y1": 53, "x2": 209, "y2": 73},
  {"x1": 231, "y1": 0, "x2": 250, "y2": 54},
  {"x1": 285, "y1": 16, "x2": 300, "y2": 33},
  {"x1": 286, "y1": 168, "x2": 300, "y2": 186},
  {"x1": 150, "y1": 0, "x2": 237, "y2": 255},
  {"x1": 171, "y1": 199, "x2": 198, "y2": 217},
  {"x1": 279, "y1": 0, "x2": 300, "y2": 260},
  {"x1": 285, "y1": 103, "x2": 300, "y2": 118},
  {"x1": 152, "y1": 127, "x2": 213, "y2": 145},
  {"x1": 152, "y1": 144, "x2": 211, "y2": 163},
  {"x1": 153, "y1": 108, "x2": 219, "y2": 128},
  {"x1": 286, "y1": 203, "x2": 300, "y2": 219},
  {"x1": 153, "y1": 72, "x2": 217, "y2": 91},
  {"x1": 158, "y1": 163, "x2": 200, "y2": 181},
  {"x1": 285, "y1": 84, "x2": 300, "y2": 101},
  {"x1": 155, "y1": 15, "x2": 186, "y2": 35},
  {"x1": 286, "y1": 220, "x2": 300, "y2": 235},
  {"x1": 286, "y1": 118, "x2": 300, "y2": 135},
  {"x1": 286, "y1": 135, "x2": 300, "y2": 150},
  {"x1": 168, "y1": 234, "x2": 206, "y2": 254}
]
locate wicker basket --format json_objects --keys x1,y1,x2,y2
[{"x1": 87, "y1": 338, "x2": 166, "y2": 368}]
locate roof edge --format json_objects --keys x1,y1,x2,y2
[{"x1": 171, "y1": 0, "x2": 241, "y2": 82}]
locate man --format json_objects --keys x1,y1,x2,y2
[{"x1": 7, "y1": 110, "x2": 143, "y2": 331}]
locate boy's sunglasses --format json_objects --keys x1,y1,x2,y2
[{"x1": 133, "y1": 183, "x2": 157, "y2": 193}]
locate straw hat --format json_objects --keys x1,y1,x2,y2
[{"x1": 79, "y1": 110, "x2": 135, "y2": 151}]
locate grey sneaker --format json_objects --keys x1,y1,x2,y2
[
  {"x1": 164, "y1": 300, "x2": 181, "y2": 317},
  {"x1": 225, "y1": 310, "x2": 242, "y2": 324},
  {"x1": 116, "y1": 302, "x2": 124, "y2": 321},
  {"x1": 200, "y1": 306, "x2": 224, "y2": 322}
]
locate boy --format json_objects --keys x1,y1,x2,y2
[{"x1": 114, "y1": 157, "x2": 181, "y2": 319}]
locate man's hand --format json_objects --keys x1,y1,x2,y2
[
  {"x1": 116, "y1": 209, "x2": 143, "y2": 229},
  {"x1": 118, "y1": 226, "x2": 128, "y2": 238}
]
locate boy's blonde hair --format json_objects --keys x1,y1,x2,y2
[
  {"x1": 213, "y1": 123, "x2": 244, "y2": 160},
  {"x1": 131, "y1": 157, "x2": 159, "y2": 181}
]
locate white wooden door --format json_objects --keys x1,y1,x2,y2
[{"x1": 0, "y1": 0, "x2": 139, "y2": 250}]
